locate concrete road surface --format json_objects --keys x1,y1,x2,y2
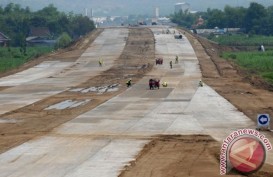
[
  {"x1": 0, "y1": 27, "x2": 272, "y2": 177},
  {"x1": 0, "y1": 29, "x2": 128, "y2": 115}
]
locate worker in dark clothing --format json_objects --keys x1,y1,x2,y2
[
  {"x1": 175, "y1": 56, "x2": 178, "y2": 64},
  {"x1": 170, "y1": 61, "x2": 173, "y2": 69},
  {"x1": 199, "y1": 80, "x2": 204, "y2": 87},
  {"x1": 126, "y1": 79, "x2": 132, "y2": 87}
]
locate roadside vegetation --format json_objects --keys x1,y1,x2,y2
[
  {"x1": 0, "y1": 46, "x2": 53, "y2": 72},
  {"x1": 209, "y1": 34, "x2": 273, "y2": 46},
  {"x1": 0, "y1": 3, "x2": 95, "y2": 73},
  {"x1": 55, "y1": 32, "x2": 73, "y2": 49},
  {"x1": 171, "y1": 2, "x2": 273, "y2": 36},
  {"x1": 223, "y1": 51, "x2": 273, "y2": 83},
  {"x1": 0, "y1": 3, "x2": 95, "y2": 47}
]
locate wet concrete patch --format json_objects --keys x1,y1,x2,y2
[
  {"x1": 45, "y1": 99, "x2": 91, "y2": 110},
  {"x1": 0, "y1": 119, "x2": 19, "y2": 124},
  {"x1": 70, "y1": 84, "x2": 120, "y2": 94}
]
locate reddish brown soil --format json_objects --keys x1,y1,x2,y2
[{"x1": 119, "y1": 135, "x2": 273, "y2": 177}]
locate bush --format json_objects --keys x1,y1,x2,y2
[
  {"x1": 55, "y1": 32, "x2": 72, "y2": 49},
  {"x1": 0, "y1": 46, "x2": 53, "y2": 72},
  {"x1": 228, "y1": 54, "x2": 237, "y2": 59}
]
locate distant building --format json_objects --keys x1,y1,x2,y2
[
  {"x1": 85, "y1": 8, "x2": 88, "y2": 17},
  {"x1": 155, "y1": 7, "x2": 159, "y2": 18},
  {"x1": 29, "y1": 27, "x2": 51, "y2": 37},
  {"x1": 175, "y1": 2, "x2": 190, "y2": 13},
  {"x1": 26, "y1": 27, "x2": 55, "y2": 46},
  {"x1": 90, "y1": 8, "x2": 93, "y2": 18},
  {"x1": 0, "y1": 32, "x2": 10, "y2": 46}
]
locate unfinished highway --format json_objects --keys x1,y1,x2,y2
[{"x1": 0, "y1": 27, "x2": 272, "y2": 177}]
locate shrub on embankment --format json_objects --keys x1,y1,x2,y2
[{"x1": 0, "y1": 46, "x2": 53, "y2": 72}]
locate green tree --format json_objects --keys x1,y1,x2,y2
[
  {"x1": 170, "y1": 10, "x2": 197, "y2": 28},
  {"x1": 244, "y1": 2, "x2": 267, "y2": 34},
  {"x1": 266, "y1": 6, "x2": 273, "y2": 35},
  {"x1": 71, "y1": 15, "x2": 95, "y2": 37},
  {"x1": 55, "y1": 32, "x2": 72, "y2": 48},
  {"x1": 36, "y1": 4, "x2": 59, "y2": 20},
  {"x1": 0, "y1": 3, "x2": 95, "y2": 47},
  {"x1": 224, "y1": 6, "x2": 246, "y2": 28},
  {"x1": 206, "y1": 8, "x2": 226, "y2": 28}
]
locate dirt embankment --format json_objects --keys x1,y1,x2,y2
[
  {"x1": 119, "y1": 135, "x2": 273, "y2": 177},
  {"x1": 120, "y1": 135, "x2": 222, "y2": 177},
  {"x1": 183, "y1": 31, "x2": 273, "y2": 132},
  {"x1": 0, "y1": 28, "x2": 155, "y2": 154}
]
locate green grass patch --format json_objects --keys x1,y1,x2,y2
[
  {"x1": 210, "y1": 34, "x2": 273, "y2": 46},
  {"x1": 0, "y1": 46, "x2": 53, "y2": 72},
  {"x1": 223, "y1": 51, "x2": 273, "y2": 83}
]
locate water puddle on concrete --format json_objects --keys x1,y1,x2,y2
[
  {"x1": 45, "y1": 99, "x2": 91, "y2": 110},
  {"x1": 70, "y1": 84, "x2": 119, "y2": 94}
]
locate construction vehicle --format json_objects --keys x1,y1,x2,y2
[{"x1": 149, "y1": 79, "x2": 160, "y2": 90}]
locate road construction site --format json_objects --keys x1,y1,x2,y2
[{"x1": 0, "y1": 27, "x2": 272, "y2": 177}]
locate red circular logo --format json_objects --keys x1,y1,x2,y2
[{"x1": 228, "y1": 136, "x2": 266, "y2": 174}]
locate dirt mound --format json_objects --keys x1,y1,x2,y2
[{"x1": 119, "y1": 135, "x2": 273, "y2": 177}]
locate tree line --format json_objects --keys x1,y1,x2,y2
[
  {"x1": 0, "y1": 3, "x2": 95, "y2": 47},
  {"x1": 171, "y1": 2, "x2": 273, "y2": 35}
]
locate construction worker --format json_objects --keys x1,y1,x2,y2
[
  {"x1": 261, "y1": 44, "x2": 265, "y2": 52},
  {"x1": 199, "y1": 80, "x2": 203, "y2": 87},
  {"x1": 99, "y1": 59, "x2": 103, "y2": 67},
  {"x1": 126, "y1": 79, "x2": 132, "y2": 87},
  {"x1": 170, "y1": 61, "x2": 173, "y2": 69},
  {"x1": 175, "y1": 56, "x2": 178, "y2": 64},
  {"x1": 162, "y1": 81, "x2": 168, "y2": 87}
]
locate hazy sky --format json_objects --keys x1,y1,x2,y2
[{"x1": 1, "y1": 0, "x2": 273, "y2": 16}]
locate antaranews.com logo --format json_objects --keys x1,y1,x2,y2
[{"x1": 220, "y1": 129, "x2": 272, "y2": 175}]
